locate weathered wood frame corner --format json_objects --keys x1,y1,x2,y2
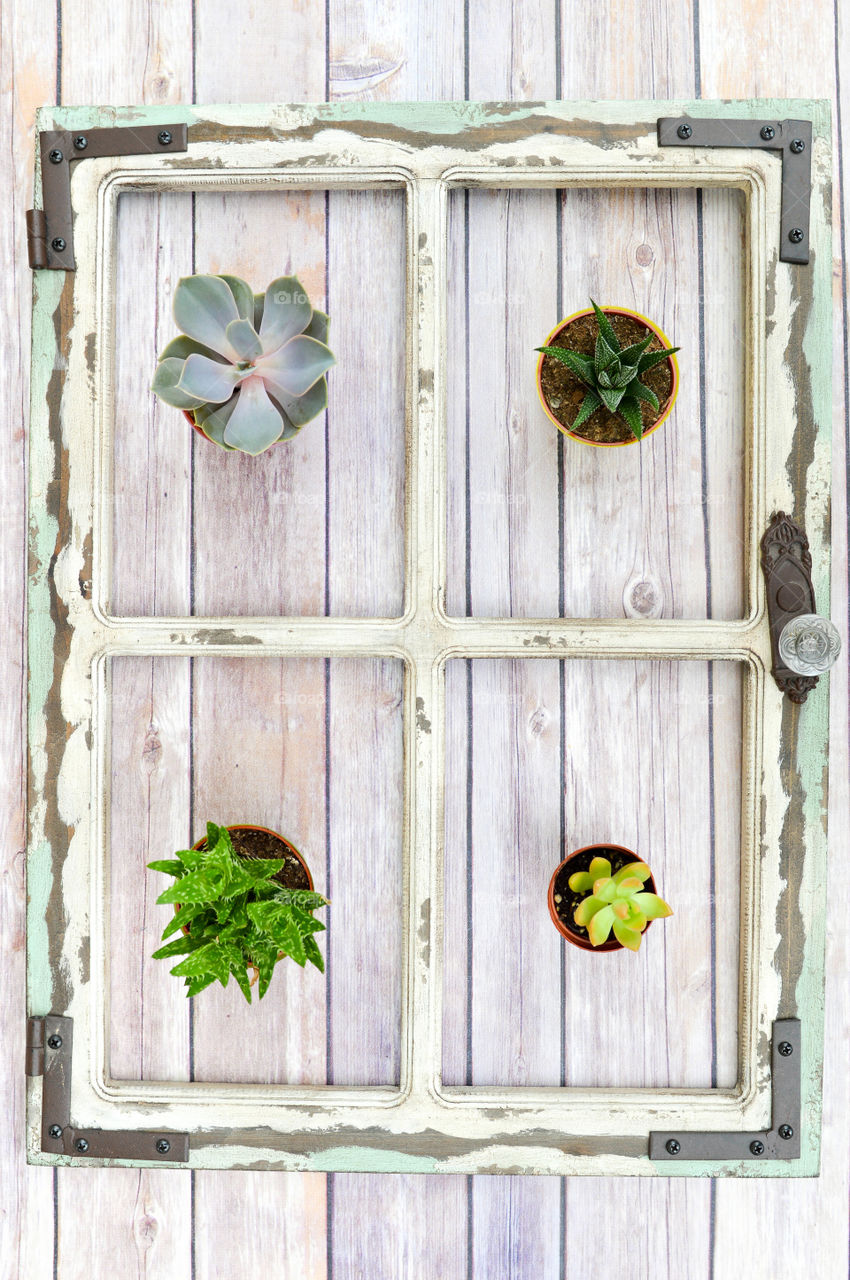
[{"x1": 27, "y1": 99, "x2": 831, "y2": 1175}]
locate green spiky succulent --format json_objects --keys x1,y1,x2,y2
[
  {"x1": 568, "y1": 854, "x2": 672, "y2": 951},
  {"x1": 147, "y1": 823, "x2": 328, "y2": 1001},
  {"x1": 536, "y1": 300, "x2": 678, "y2": 441},
  {"x1": 151, "y1": 273, "x2": 335, "y2": 456}
]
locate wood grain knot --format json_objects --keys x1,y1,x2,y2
[
  {"x1": 328, "y1": 55, "x2": 404, "y2": 97},
  {"x1": 141, "y1": 726, "x2": 163, "y2": 775},
  {"x1": 133, "y1": 1208, "x2": 160, "y2": 1250},
  {"x1": 144, "y1": 71, "x2": 175, "y2": 103},
  {"x1": 528, "y1": 705, "x2": 550, "y2": 737},
  {"x1": 623, "y1": 575, "x2": 663, "y2": 619},
  {"x1": 635, "y1": 243, "x2": 654, "y2": 266}
]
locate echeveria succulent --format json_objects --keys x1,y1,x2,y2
[
  {"x1": 536, "y1": 299, "x2": 678, "y2": 441},
  {"x1": 568, "y1": 855, "x2": 672, "y2": 951},
  {"x1": 151, "y1": 274, "x2": 335, "y2": 455}
]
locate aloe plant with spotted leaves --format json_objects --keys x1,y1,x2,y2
[
  {"x1": 151, "y1": 274, "x2": 334, "y2": 455},
  {"x1": 147, "y1": 822, "x2": 328, "y2": 1001}
]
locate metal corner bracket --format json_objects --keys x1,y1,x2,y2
[
  {"x1": 27, "y1": 1015, "x2": 189, "y2": 1163},
  {"x1": 657, "y1": 116, "x2": 813, "y2": 265},
  {"x1": 27, "y1": 122, "x2": 188, "y2": 270},
  {"x1": 650, "y1": 1019, "x2": 801, "y2": 1162}
]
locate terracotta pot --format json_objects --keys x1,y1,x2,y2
[
  {"x1": 548, "y1": 843, "x2": 657, "y2": 952},
  {"x1": 536, "y1": 306, "x2": 679, "y2": 448},
  {"x1": 183, "y1": 408, "x2": 208, "y2": 442},
  {"x1": 177, "y1": 823, "x2": 313, "y2": 938}
]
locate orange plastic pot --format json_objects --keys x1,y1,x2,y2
[
  {"x1": 536, "y1": 306, "x2": 679, "y2": 447},
  {"x1": 548, "y1": 843, "x2": 657, "y2": 952}
]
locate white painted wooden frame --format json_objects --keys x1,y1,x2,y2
[{"x1": 27, "y1": 100, "x2": 831, "y2": 1175}]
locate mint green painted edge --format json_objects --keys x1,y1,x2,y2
[
  {"x1": 650, "y1": 93, "x2": 832, "y2": 1179},
  {"x1": 27, "y1": 267, "x2": 66, "y2": 1018},
  {"x1": 37, "y1": 97, "x2": 831, "y2": 137},
  {"x1": 648, "y1": 1151, "x2": 819, "y2": 1179},
  {"x1": 307, "y1": 1147, "x2": 440, "y2": 1174}
]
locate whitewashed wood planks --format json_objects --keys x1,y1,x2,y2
[
  {"x1": 323, "y1": 5, "x2": 471, "y2": 1274},
  {"x1": 554, "y1": 4, "x2": 715, "y2": 1275},
  {"x1": 4, "y1": 4, "x2": 848, "y2": 1280},
  {"x1": 52, "y1": 4, "x2": 196, "y2": 1277},
  {"x1": 1, "y1": 0, "x2": 57, "y2": 1274},
  {"x1": 188, "y1": 9, "x2": 329, "y2": 1275},
  {"x1": 700, "y1": 4, "x2": 850, "y2": 1278}
]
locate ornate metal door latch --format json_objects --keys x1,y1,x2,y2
[{"x1": 760, "y1": 513, "x2": 840, "y2": 704}]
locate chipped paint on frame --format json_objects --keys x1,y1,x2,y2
[{"x1": 26, "y1": 99, "x2": 831, "y2": 1175}]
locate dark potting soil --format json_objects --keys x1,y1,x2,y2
[
  {"x1": 552, "y1": 847, "x2": 650, "y2": 942},
  {"x1": 224, "y1": 826, "x2": 309, "y2": 890},
  {"x1": 539, "y1": 311, "x2": 673, "y2": 443}
]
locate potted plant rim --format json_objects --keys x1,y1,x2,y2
[
  {"x1": 535, "y1": 299, "x2": 679, "y2": 446},
  {"x1": 147, "y1": 821, "x2": 328, "y2": 1001},
  {"x1": 151, "y1": 273, "x2": 335, "y2": 456},
  {"x1": 548, "y1": 843, "x2": 672, "y2": 952}
]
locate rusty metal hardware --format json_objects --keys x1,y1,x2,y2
[
  {"x1": 760, "y1": 512, "x2": 836, "y2": 704},
  {"x1": 657, "y1": 117, "x2": 813, "y2": 264},
  {"x1": 650, "y1": 1019, "x2": 801, "y2": 1162},
  {"x1": 26, "y1": 1015, "x2": 189, "y2": 1162},
  {"x1": 27, "y1": 123, "x2": 188, "y2": 269}
]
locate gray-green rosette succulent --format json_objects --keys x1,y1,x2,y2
[{"x1": 151, "y1": 273, "x2": 335, "y2": 456}]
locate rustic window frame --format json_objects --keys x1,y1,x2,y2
[{"x1": 27, "y1": 99, "x2": 831, "y2": 1176}]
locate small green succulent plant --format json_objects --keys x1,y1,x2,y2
[
  {"x1": 147, "y1": 822, "x2": 328, "y2": 1001},
  {"x1": 151, "y1": 273, "x2": 335, "y2": 456},
  {"x1": 536, "y1": 299, "x2": 678, "y2": 441},
  {"x1": 568, "y1": 854, "x2": 672, "y2": 951}
]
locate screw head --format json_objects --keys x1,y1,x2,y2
[
  {"x1": 789, "y1": 227, "x2": 805, "y2": 244},
  {"x1": 47, "y1": 1034, "x2": 63, "y2": 1049},
  {"x1": 778, "y1": 1040, "x2": 793, "y2": 1056},
  {"x1": 48, "y1": 148, "x2": 64, "y2": 164},
  {"x1": 760, "y1": 125, "x2": 775, "y2": 141},
  {"x1": 157, "y1": 130, "x2": 173, "y2": 146},
  {"x1": 790, "y1": 137, "x2": 806, "y2": 154},
  {"x1": 50, "y1": 237, "x2": 66, "y2": 253},
  {"x1": 778, "y1": 1124, "x2": 794, "y2": 1140},
  {"x1": 749, "y1": 1140, "x2": 765, "y2": 1155},
  {"x1": 665, "y1": 1138, "x2": 681, "y2": 1155},
  {"x1": 73, "y1": 1137, "x2": 89, "y2": 1153},
  {"x1": 677, "y1": 123, "x2": 692, "y2": 140},
  {"x1": 155, "y1": 1138, "x2": 171, "y2": 1154},
  {"x1": 73, "y1": 135, "x2": 88, "y2": 150},
  {"x1": 48, "y1": 1124, "x2": 63, "y2": 1140}
]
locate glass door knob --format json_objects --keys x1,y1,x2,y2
[{"x1": 778, "y1": 614, "x2": 841, "y2": 676}]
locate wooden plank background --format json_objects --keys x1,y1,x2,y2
[{"x1": 2, "y1": 3, "x2": 847, "y2": 1279}]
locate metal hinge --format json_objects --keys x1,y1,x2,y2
[
  {"x1": 27, "y1": 1015, "x2": 189, "y2": 1163},
  {"x1": 650, "y1": 1019, "x2": 801, "y2": 1162},
  {"x1": 657, "y1": 116, "x2": 813, "y2": 265},
  {"x1": 27, "y1": 122, "x2": 188, "y2": 270}
]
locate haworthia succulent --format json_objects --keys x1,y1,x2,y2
[{"x1": 536, "y1": 298, "x2": 678, "y2": 441}]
